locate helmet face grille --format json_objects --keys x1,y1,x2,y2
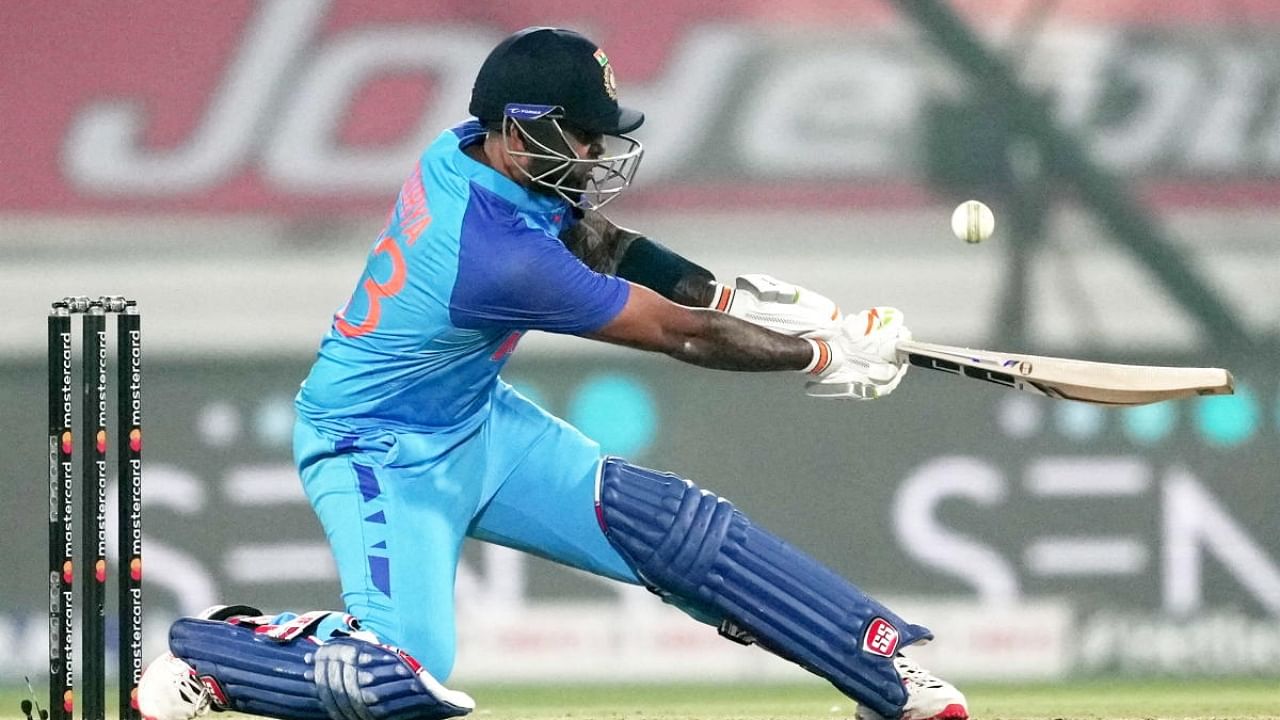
[{"x1": 501, "y1": 114, "x2": 644, "y2": 211}]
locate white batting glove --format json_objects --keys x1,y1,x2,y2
[
  {"x1": 802, "y1": 307, "x2": 911, "y2": 400},
  {"x1": 709, "y1": 274, "x2": 842, "y2": 339}
]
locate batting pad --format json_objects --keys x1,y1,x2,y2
[
  {"x1": 169, "y1": 617, "x2": 473, "y2": 720},
  {"x1": 596, "y1": 458, "x2": 931, "y2": 718}
]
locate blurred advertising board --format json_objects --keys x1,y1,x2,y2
[
  {"x1": 5, "y1": 0, "x2": 1280, "y2": 213},
  {"x1": 0, "y1": 354, "x2": 1276, "y2": 681}
]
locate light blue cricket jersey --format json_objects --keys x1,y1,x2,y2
[{"x1": 295, "y1": 120, "x2": 630, "y2": 435}]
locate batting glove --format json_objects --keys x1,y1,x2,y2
[
  {"x1": 709, "y1": 274, "x2": 842, "y2": 339},
  {"x1": 802, "y1": 307, "x2": 910, "y2": 400}
]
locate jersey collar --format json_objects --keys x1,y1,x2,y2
[{"x1": 452, "y1": 120, "x2": 569, "y2": 216}]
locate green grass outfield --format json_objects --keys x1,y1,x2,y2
[{"x1": 3, "y1": 679, "x2": 1277, "y2": 720}]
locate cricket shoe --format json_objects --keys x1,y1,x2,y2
[
  {"x1": 138, "y1": 606, "x2": 258, "y2": 720},
  {"x1": 137, "y1": 652, "x2": 213, "y2": 720},
  {"x1": 856, "y1": 654, "x2": 968, "y2": 720}
]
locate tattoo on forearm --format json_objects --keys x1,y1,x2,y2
[
  {"x1": 671, "y1": 311, "x2": 811, "y2": 372},
  {"x1": 559, "y1": 210, "x2": 634, "y2": 275},
  {"x1": 561, "y1": 211, "x2": 716, "y2": 307},
  {"x1": 671, "y1": 276, "x2": 717, "y2": 307}
]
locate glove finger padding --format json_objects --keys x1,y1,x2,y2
[
  {"x1": 803, "y1": 377, "x2": 883, "y2": 400},
  {"x1": 844, "y1": 308, "x2": 907, "y2": 363},
  {"x1": 805, "y1": 307, "x2": 910, "y2": 400},
  {"x1": 715, "y1": 274, "x2": 842, "y2": 338}
]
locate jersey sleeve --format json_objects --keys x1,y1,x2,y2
[{"x1": 449, "y1": 190, "x2": 630, "y2": 334}]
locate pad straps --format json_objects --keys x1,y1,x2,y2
[{"x1": 169, "y1": 618, "x2": 472, "y2": 720}]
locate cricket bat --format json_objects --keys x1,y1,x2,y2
[{"x1": 896, "y1": 340, "x2": 1235, "y2": 406}]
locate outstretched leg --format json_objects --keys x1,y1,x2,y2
[
  {"x1": 595, "y1": 458, "x2": 968, "y2": 720},
  {"x1": 466, "y1": 384, "x2": 966, "y2": 720}
]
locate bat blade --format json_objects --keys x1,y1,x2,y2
[{"x1": 896, "y1": 340, "x2": 1235, "y2": 406}]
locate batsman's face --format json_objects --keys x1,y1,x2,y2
[
  {"x1": 514, "y1": 121, "x2": 601, "y2": 187},
  {"x1": 500, "y1": 115, "x2": 643, "y2": 210},
  {"x1": 563, "y1": 128, "x2": 606, "y2": 184}
]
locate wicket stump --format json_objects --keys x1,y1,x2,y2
[{"x1": 46, "y1": 296, "x2": 143, "y2": 720}]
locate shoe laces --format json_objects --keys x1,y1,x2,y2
[
  {"x1": 176, "y1": 673, "x2": 212, "y2": 716},
  {"x1": 894, "y1": 654, "x2": 947, "y2": 691}
]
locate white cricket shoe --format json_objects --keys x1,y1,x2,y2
[
  {"x1": 856, "y1": 654, "x2": 969, "y2": 720},
  {"x1": 137, "y1": 652, "x2": 212, "y2": 720}
]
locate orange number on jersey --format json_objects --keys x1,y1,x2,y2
[{"x1": 335, "y1": 236, "x2": 408, "y2": 338}]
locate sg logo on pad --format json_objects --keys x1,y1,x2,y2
[{"x1": 862, "y1": 617, "x2": 900, "y2": 657}]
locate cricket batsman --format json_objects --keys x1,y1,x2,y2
[{"x1": 138, "y1": 26, "x2": 969, "y2": 720}]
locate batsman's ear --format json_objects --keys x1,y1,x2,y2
[{"x1": 499, "y1": 122, "x2": 523, "y2": 147}]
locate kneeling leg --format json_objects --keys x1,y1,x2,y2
[{"x1": 143, "y1": 608, "x2": 473, "y2": 720}]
